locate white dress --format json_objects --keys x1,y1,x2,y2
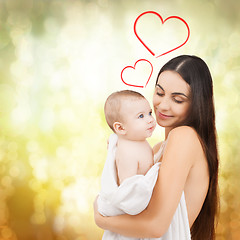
[{"x1": 98, "y1": 134, "x2": 191, "y2": 240}]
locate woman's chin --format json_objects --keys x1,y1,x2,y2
[{"x1": 157, "y1": 120, "x2": 174, "y2": 128}]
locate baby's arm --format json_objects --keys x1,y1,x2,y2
[{"x1": 116, "y1": 143, "x2": 139, "y2": 185}]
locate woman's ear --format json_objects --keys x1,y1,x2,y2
[{"x1": 113, "y1": 122, "x2": 126, "y2": 135}]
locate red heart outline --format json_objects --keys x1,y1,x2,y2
[
  {"x1": 121, "y1": 59, "x2": 153, "y2": 88},
  {"x1": 134, "y1": 11, "x2": 190, "y2": 58}
]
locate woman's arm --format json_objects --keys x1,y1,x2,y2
[{"x1": 94, "y1": 126, "x2": 201, "y2": 238}]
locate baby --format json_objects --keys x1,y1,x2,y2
[
  {"x1": 104, "y1": 90, "x2": 156, "y2": 185},
  {"x1": 97, "y1": 90, "x2": 161, "y2": 240}
]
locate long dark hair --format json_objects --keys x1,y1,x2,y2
[{"x1": 156, "y1": 55, "x2": 219, "y2": 240}]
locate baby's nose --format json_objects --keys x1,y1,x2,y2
[{"x1": 148, "y1": 115, "x2": 154, "y2": 123}]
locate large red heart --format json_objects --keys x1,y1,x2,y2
[
  {"x1": 121, "y1": 59, "x2": 153, "y2": 88},
  {"x1": 134, "y1": 11, "x2": 190, "y2": 58}
]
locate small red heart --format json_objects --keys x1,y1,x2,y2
[
  {"x1": 134, "y1": 11, "x2": 190, "y2": 57},
  {"x1": 121, "y1": 59, "x2": 153, "y2": 88}
]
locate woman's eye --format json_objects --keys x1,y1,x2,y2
[
  {"x1": 157, "y1": 92, "x2": 164, "y2": 97},
  {"x1": 174, "y1": 98, "x2": 183, "y2": 104},
  {"x1": 138, "y1": 114, "x2": 144, "y2": 118}
]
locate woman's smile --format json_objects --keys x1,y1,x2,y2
[{"x1": 157, "y1": 111, "x2": 174, "y2": 120}]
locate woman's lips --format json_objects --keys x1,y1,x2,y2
[{"x1": 158, "y1": 111, "x2": 173, "y2": 120}]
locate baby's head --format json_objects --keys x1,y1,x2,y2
[{"x1": 104, "y1": 90, "x2": 156, "y2": 140}]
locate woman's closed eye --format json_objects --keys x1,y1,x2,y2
[
  {"x1": 173, "y1": 96, "x2": 186, "y2": 104},
  {"x1": 173, "y1": 98, "x2": 184, "y2": 104},
  {"x1": 156, "y1": 92, "x2": 164, "y2": 97},
  {"x1": 156, "y1": 89, "x2": 186, "y2": 103}
]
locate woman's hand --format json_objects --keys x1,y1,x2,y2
[{"x1": 93, "y1": 195, "x2": 154, "y2": 237}]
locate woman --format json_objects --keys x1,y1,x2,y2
[{"x1": 94, "y1": 55, "x2": 219, "y2": 240}]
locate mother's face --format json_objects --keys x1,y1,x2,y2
[{"x1": 153, "y1": 70, "x2": 191, "y2": 130}]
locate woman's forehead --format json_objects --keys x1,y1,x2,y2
[{"x1": 157, "y1": 71, "x2": 190, "y2": 94}]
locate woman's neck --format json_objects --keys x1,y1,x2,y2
[{"x1": 165, "y1": 127, "x2": 173, "y2": 140}]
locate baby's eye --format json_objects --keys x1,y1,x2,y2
[
  {"x1": 149, "y1": 111, "x2": 152, "y2": 115},
  {"x1": 138, "y1": 114, "x2": 144, "y2": 119}
]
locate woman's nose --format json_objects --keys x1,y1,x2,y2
[{"x1": 159, "y1": 97, "x2": 170, "y2": 111}]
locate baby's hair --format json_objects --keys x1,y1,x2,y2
[{"x1": 104, "y1": 90, "x2": 145, "y2": 131}]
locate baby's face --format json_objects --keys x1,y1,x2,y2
[{"x1": 120, "y1": 98, "x2": 156, "y2": 141}]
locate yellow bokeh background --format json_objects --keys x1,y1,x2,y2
[{"x1": 0, "y1": 0, "x2": 239, "y2": 239}]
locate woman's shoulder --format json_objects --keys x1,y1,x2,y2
[
  {"x1": 168, "y1": 126, "x2": 202, "y2": 153},
  {"x1": 162, "y1": 126, "x2": 205, "y2": 175},
  {"x1": 169, "y1": 126, "x2": 199, "y2": 142},
  {"x1": 170, "y1": 125, "x2": 197, "y2": 135}
]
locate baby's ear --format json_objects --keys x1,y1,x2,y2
[{"x1": 113, "y1": 122, "x2": 126, "y2": 135}]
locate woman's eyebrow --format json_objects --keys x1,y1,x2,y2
[
  {"x1": 172, "y1": 92, "x2": 189, "y2": 98},
  {"x1": 156, "y1": 84, "x2": 164, "y2": 91}
]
